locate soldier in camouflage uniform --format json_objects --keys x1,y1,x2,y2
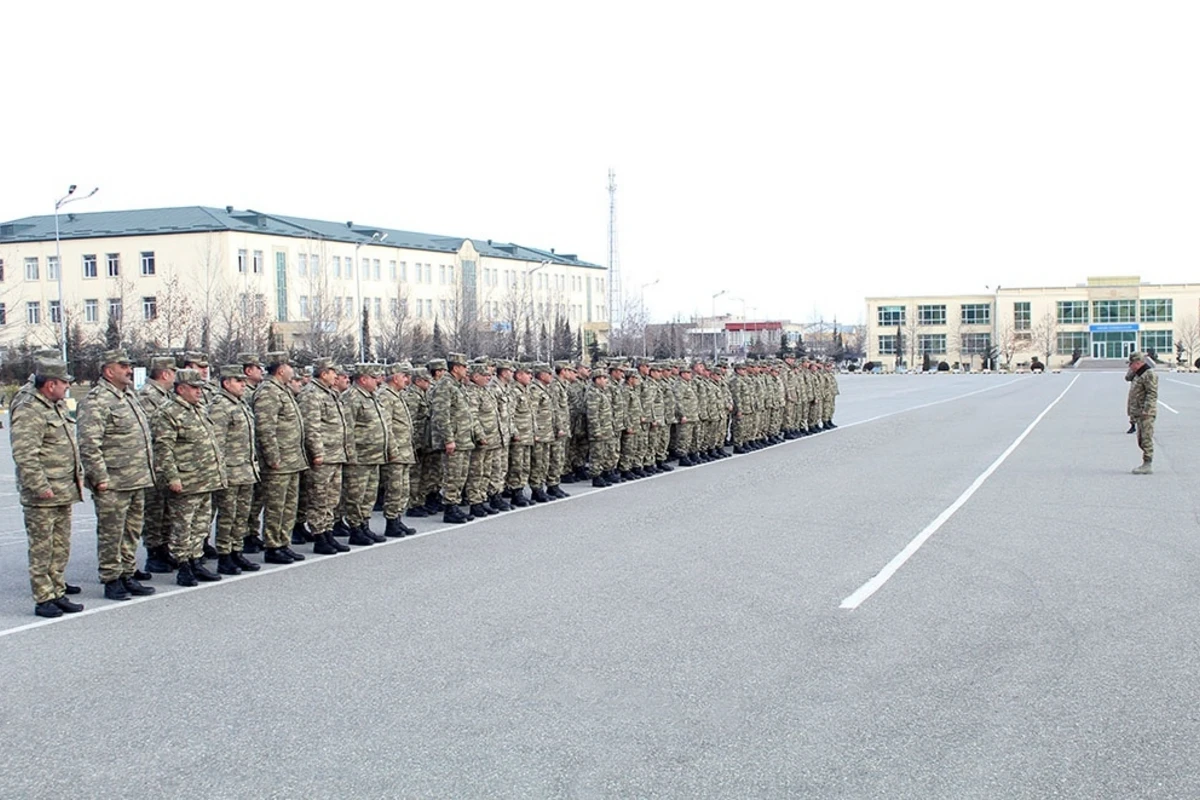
[
  {"x1": 1128, "y1": 351, "x2": 1157, "y2": 474},
  {"x1": 139, "y1": 355, "x2": 179, "y2": 574},
  {"x1": 546, "y1": 362, "x2": 573, "y2": 496},
  {"x1": 565, "y1": 361, "x2": 591, "y2": 482},
  {"x1": 415, "y1": 359, "x2": 449, "y2": 515},
  {"x1": 431, "y1": 353, "x2": 479, "y2": 523},
  {"x1": 253, "y1": 352, "x2": 309, "y2": 564},
  {"x1": 378, "y1": 363, "x2": 418, "y2": 537},
  {"x1": 209, "y1": 364, "x2": 265, "y2": 574},
  {"x1": 342, "y1": 363, "x2": 394, "y2": 543},
  {"x1": 487, "y1": 362, "x2": 514, "y2": 511},
  {"x1": 671, "y1": 365, "x2": 701, "y2": 466},
  {"x1": 11, "y1": 359, "x2": 86, "y2": 617},
  {"x1": 823, "y1": 362, "x2": 840, "y2": 428},
  {"x1": 8, "y1": 349, "x2": 63, "y2": 421},
  {"x1": 528, "y1": 364, "x2": 565, "y2": 502},
  {"x1": 586, "y1": 370, "x2": 618, "y2": 486},
  {"x1": 77, "y1": 349, "x2": 157, "y2": 601},
  {"x1": 465, "y1": 363, "x2": 502, "y2": 518},
  {"x1": 504, "y1": 364, "x2": 534, "y2": 506},
  {"x1": 647, "y1": 363, "x2": 674, "y2": 472},
  {"x1": 619, "y1": 370, "x2": 646, "y2": 479},
  {"x1": 296, "y1": 357, "x2": 353, "y2": 556},
  {"x1": 152, "y1": 369, "x2": 227, "y2": 586},
  {"x1": 405, "y1": 367, "x2": 434, "y2": 518},
  {"x1": 182, "y1": 351, "x2": 214, "y2": 408}
]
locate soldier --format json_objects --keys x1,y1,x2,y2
[
  {"x1": 527, "y1": 364, "x2": 558, "y2": 503},
  {"x1": 182, "y1": 351, "x2": 214, "y2": 407},
  {"x1": 378, "y1": 363, "x2": 418, "y2": 537},
  {"x1": 671, "y1": 364, "x2": 701, "y2": 466},
  {"x1": 647, "y1": 363, "x2": 673, "y2": 472},
  {"x1": 431, "y1": 352, "x2": 479, "y2": 523},
  {"x1": 546, "y1": 362, "x2": 572, "y2": 496},
  {"x1": 77, "y1": 349, "x2": 157, "y2": 601},
  {"x1": 504, "y1": 363, "x2": 535, "y2": 506},
  {"x1": 253, "y1": 352, "x2": 309, "y2": 563},
  {"x1": 565, "y1": 361, "x2": 591, "y2": 482},
  {"x1": 153, "y1": 369, "x2": 226, "y2": 586},
  {"x1": 342, "y1": 363, "x2": 394, "y2": 543},
  {"x1": 1128, "y1": 351, "x2": 1157, "y2": 474},
  {"x1": 405, "y1": 367, "x2": 434, "y2": 518},
  {"x1": 8, "y1": 349, "x2": 64, "y2": 420},
  {"x1": 415, "y1": 359, "x2": 449, "y2": 515},
  {"x1": 239, "y1": 353, "x2": 264, "y2": 392},
  {"x1": 11, "y1": 359, "x2": 86, "y2": 617},
  {"x1": 487, "y1": 361, "x2": 514, "y2": 512},
  {"x1": 619, "y1": 370, "x2": 646, "y2": 480},
  {"x1": 140, "y1": 355, "x2": 179, "y2": 574},
  {"x1": 298, "y1": 358, "x2": 354, "y2": 554},
  {"x1": 823, "y1": 362, "x2": 840, "y2": 428},
  {"x1": 209, "y1": 365, "x2": 265, "y2": 574},
  {"x1": 465, "y1": 363, "x2": 502, "y2": 518},
  {"x1": 586, "y1": 370, "x2": 618, "y2": 486}
]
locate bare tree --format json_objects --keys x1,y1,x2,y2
[
  {"x1": 141, "y1": 270, "x2": 197, "y2": 352},
  {"x1": 1175, "y1": 314, "x2": 1200, "y2": 367},
  {"x1": 1031, "y1": 311, "x2": 1057, "y2": 364},
  {"x1": 997, "y1": 321, "x2": 1022, "y2": 369},
  {"x1": 902, "y1": 307, "x2": 921, "y2": 369}
]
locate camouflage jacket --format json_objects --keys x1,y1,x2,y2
[
  {"x1": 567, "y1": 380, "x2": 588, "y2": 435},
  {"x1": 466, "y1": 383, "x2": 501, "y2": 451},
  {"x1": 152, "y1": 394, "x2": 226, "y2": 494},
  {"x1": 138, "y1": 379, "x2": 173, "y2": 417},
  {"x1": 10, "y1": 390, "x2": 82, "y2": 507},
  {"x1": 77, "y1": 377, "x2": 155, "y2": 492},
  {"x1": 403, "y1": 385, "x2": 428, "y2": 454},
  {"x1": 344, "y1": 384, "x2": 395, "y2": 465},
  {"x1": 490, "y1": 379, "x2": 512, "y2": 445},
  {"x1": 585, "y1": 384, "x2": 616, "y2": 441},
  {"x1": 430, "y1": 375, "x2": 478, "y2": 451},
  {"x1": 299, "y1": 381, "x2": 352, "y2": 466},
  {"x1": 209, "y1": 387, "x2": 260, "y2": 486},
  {"x1": 672, "y1": 379, "x2": 700, "y2": 423},
  {"x1": 507, "y1": 382, "x2": 534, "y2": 445},
  {"x1": 1128, "y1": 364, "x2": 1158, "y2": 418},
  {"x1": 623, "y1": 385, "x2": 645, "y2": 437},
  {"x1": 528, "y1": 382, "x2": 555, "y2": 443},
  {"x1": 548, "y1": 379, "x2": 570, "y2": 438},
  {"x1": 253, "y1": 377, "x2": 308, "y2": 474},
  {"x1": 378, "y1": 384, "x2": 416, "y2": 465},
  {"x1": 608, "y1": 382, "x2": 630, "y2": 430}
]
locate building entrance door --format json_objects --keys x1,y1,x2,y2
[
  {"x1": 1092, "y1": 340, "x2": 1106, "y2": 359},
  {"x1": 1123, "y1": 339, "x2": 1136, "y2": 359}
]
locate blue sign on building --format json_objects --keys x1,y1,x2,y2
[{"x1": 1089, "y1": 323, "x2": 1139, "y2": 332}]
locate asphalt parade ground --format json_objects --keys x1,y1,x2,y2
[{"x1": 3, "y1": 371, "x2": 1200, "y2": 798}]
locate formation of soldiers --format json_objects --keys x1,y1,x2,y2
[{"x1": 8, "y1": 348, "x2": 839, "y2": 617}]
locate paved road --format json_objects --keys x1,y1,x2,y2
[{"x1": 2, "y1": 372, "x2": 1199, "y2": 798}]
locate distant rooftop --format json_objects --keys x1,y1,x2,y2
[{"x1": 0, "y1": 205, "x2": 603, "y2": 269}]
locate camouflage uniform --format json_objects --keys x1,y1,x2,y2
[
  {"x1": 465, "y1": 366, "x2": 501, "y2": 508},
  {"x1": 430, "y1": 361, "x2": 478, "y2": 509},
  {"x1": 619, "y1": 375, "x2": 645, "y2": 473},
  {"x1": 137, "y1": 363, "x2": 175, "y2": 561},
  {"x1": 209, "y1": 379, "x2": 260, "y2": 556},
  {"x1": 77, "y1": 371, "x2": 155, "y2": 585},
  {"x1": 299, "y1": 371, "x2": 351, "y2": 538},
  {"x1": 378, "y1": 367, "x2": 417, "y2": 527},
  {"x1": 566, "y1": 370, "x2": 590, "y2": 475},
  {"x1": 505, "y1": 374, "x2": 534, "y2": 494},
  {"x1": 671, "y1": 373, "x2": 701, "y2": 461},
  {"x1": 342, "y1": 370, "x2": 394, "y2": 530},
  {"x1": 11, "y1": 377, "x2": 82, "y2": 606},
  {"x1": 547, "y1": 368, "x2": 571, "y2": 488},
  {"x1": 404, "y1": 375, "x2": 432, "y2": 515},
  {"x1": 254, "y1": 371, "x2": 308, "y2": 551},
  {"x1": 1128, "y1": 356, "x2": 1158, "y2": 468},
  {"x1": 152, "y1": 388, "x2": 226, "y2": 564},
  {"x1": 528, "y1": 373, "x2": 556, "y2": 492},
  {"x1": 488, "y1": 368, "x2": 513, "y2": 502},
  {"x1": 586, "y1": 377, "x2": 619, "y2": 479}
]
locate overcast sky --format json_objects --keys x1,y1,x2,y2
[{"x1": 5, "y1": 1, "x2": 1198, "y2": 325}]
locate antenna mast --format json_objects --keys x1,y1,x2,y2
[{"x1": 607, "y1": 168, "x2": 621, "y2": 339}]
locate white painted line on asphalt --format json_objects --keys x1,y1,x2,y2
[
  {"x1": 0, "y1": 376, "x2": 1034, "y2": 640},
  {"x1": 1164, "y1": 378, "x2": 1200, "y2": 391},
  {"x1": 1158, "y1": 400, "x2": 1179, "y2": 414},
  {"x1": 839, "y1": 375, "x2": 1079, "y2": 611}
]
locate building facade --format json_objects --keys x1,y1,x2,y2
[
  {"x1": 866, "y1": 276, "x2": 1200, "y2": 370},
  {"x1": 0, "y1": 206, "x2": 608, "y2": 359}
]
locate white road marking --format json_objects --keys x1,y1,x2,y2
[
  {"x1": 1158, "y1": 400, "x2": 1179, "y2": 414},
  {"x1": 840, "y1": 375, "x2": 1079, "y2": 611},
  {"x1": 1164, "y1": 378, "x2": 1200, "y2": 391},
  {"x1": 0, "y1": 376, "x2": 1033, "y2": 640}
]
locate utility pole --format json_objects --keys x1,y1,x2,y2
[{"x1": 607, "y1": 168, "x2": 621, "y2": 350}]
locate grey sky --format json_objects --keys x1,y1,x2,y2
[{"x1": 5, "y1": 1, "x2": 1198, "y2": 325}]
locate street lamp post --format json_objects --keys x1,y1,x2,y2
[
  {"x1": 640, "y1": 278, "x2": 659, "y2": 357},
  {"x1": 711, "y1": 289, "x2": 727, "y2": 361},
  {"x1": 527, "y1": 259, "x2": 549, "y2": 359},
  {"x1": 54, "y1": 185, "x2": 99, "y2": 362},
  {"x1": 355, "y1": 231, "x2": 387, "y2": 362}
]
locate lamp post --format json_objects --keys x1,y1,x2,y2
[
  {"x1": 711, "y1": 289, "x2": 727, "y2": 361},
  {"x1": 640, "y1": 278, "x2": 659, "y2": 357},
  {"x1": 355, "y1": 231, "x2": 387, "y2": 362},
  {"x1": 54, "y1": 185, "x2": 99, "y2": 362},
  {"x1": 526, "y1": 259, "x2": 550, "y2": 359}
]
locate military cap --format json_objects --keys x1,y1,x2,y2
[
  {"x1": 149, "y1": 355, "x2": 177, "y2": 372},
  {"x1": 264, "y1": 351, "x2": 289, "y2": 367},
  {"x1": 312, "y1": 357, "x2": 337, "y2": 375},
  {"x1": 354, "y1": 363, "x2": 383, "y2": 377},
  {"x1": 514, "y1": 362, "x2": 532, "y2": 374},
  {"x1": 467, "y1": 363, "x2": 491, "y2": 377},
  {"x1": 218, "y1": 364, "x2": 246, "y2": 380},
  {"x1": 175, "y1": 368, "x2": 206, "y2": 387},
  {"x1": 237, "y1": 352, "x2": 262, "y2": 367},
  {"x1": 608, "y1": 361, "x2": 626, "y2": 373},
  {"x1": 334, "y1": 364, "x2": 350, "y2": 376},
  {"x1": 590, "y1": 370, "x2": 608, "y2": 381},
  {"x1": 1129, "y1": 351, "x2": 1144, "y2": 363},
  {"x1": 388, "y1": 361, "x2": 413, "y2": 375},
  {"x1": 183, "y1": 351, "x2": 209, "y2": 367},
  {"x1": 679, "y1": 364, "x2": 693, "y2": 373},
  {"x1": 427, "y1": 358, "x2": 448, "y2": 372},
  {"x1": 494, "y1": 360, "x2": 515, "y2": 373},
  {"x1": 101, "y1": 348, "x2": 133, "y2": 366},
  {"x1": 412, "y1": 367, "x2": 431, "y2": 381},
  {"x1": 446, "y1": 352, "x2": 468, "y2": 367},
  {"x1": 553, "y1": 360, "x2": 572, "y2": 372},
  {"x1": 35, "y1": 358, "x2": 73, "y2": 382},
  {"x1": 470, "y1": 356, "x2": 491, "y2": 366},
  {"x1": 33, "y1": 349, "x2": 61, "y2": 359}
]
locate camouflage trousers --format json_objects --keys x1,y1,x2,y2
[
  {"x1": 214, "y1": 483, "x2": 254, "y2": 554},
  {"x1": 24, "y1": 504, "x2": 72, "y2": 604},
  {"x1": 261, "y1": 471, "x2": 301, "y2": 549},
  {"x1": 304, "y1": 463, "x2": 343, "y2": 535},
  {"x1": 166, "y1": 491, "x2": 213, "y2": 563},
  {"x1": 418, "y1": 451, "x2": 443, "y2": 502},
  {"x1": 674, "y1": 421, "x2": 697, "y2": 456},
  {"x1": 619, "y1": 430, "x2": 643, "y2": 471},
  {"x1": 94, "y1": 488, "x2": 145, "y2": 583},
  {"x1": 568, "y1": 432, "x2": 589, "y2": 471},
  {"x1": 640, "y1": 424, "x2": 656, "y2": 468},
  {"x1": 1137, "y1": 415, "x2": 1156, "y2": 460},
  {"x1": 810, "y1": 399, "x2": 823, "y2": 428},
  {"x1": 466, "y1": 448, "x2": 497, "y2": 504},
  {"x1": 246, "y1": 481, "x2": 265, "y2": 539},
  {"x1": 506, "y1": 443, "x2": 532, "y2": 490},
  {"x1": 589, "y1": 438, "x2": 618, "y2": 477},
  {"x1": 529, "y1": 441, "x2": 551, "y2": 487},
  {"x1": 732, "y1": 414, "x2": 751, "y2": 445},
  {"x1": 142, "y1": 485, "x2": 168, "y2": 550},
  {"x1": 441, "y1": 450, "x2": 470, "y2": 504},
  {"x1": 408, "y1": 461, "x2": 424, "y2": 508},
  {"x1": 343, "y1": 464, "x2": 381, "y2": 527},
  {"x1": 825, "y1": 395, "x2": 837, "y2": 422},
  {"x1": 548, "y1": 437, "x2": 567, "y2": 487},
  {"x1": 383, "y1": 461, "x2": 412, "y2": 519},
  {"x1": 295, "y1": 467, "x2": 309, "y2": 527},
  {"x1": 489, "y1": 443, "x2": 510, "y2": 495},
  {"x1": 651, "y1": 423, "x2": 669, "y2": 462}
]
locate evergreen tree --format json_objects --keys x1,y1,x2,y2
[
  {"x1": 361, "y1": 305, "x2": 374, "y2": 361},
  {"x1": 431, "y1": 318, "x2": 445, "y2": 355}
]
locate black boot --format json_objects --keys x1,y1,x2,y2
[
  {"x1": 217, "y1": 554, "x2": 243, "y2": 575},
  {"x1": 144, "y1": 545, "x2": 175, "y2": 573},
  {"x1": 191, "y1": 559, "x2": 222, "y2": 582},
  {"x1": 243, "y1": 534, "x2": 265, "y2": 554},
  {"x1": 202, "y1": 540, "x2": 218, "y2": 559},
  {"x1": 291, "y1": 522, "x2": 313, "y2": 545},
  {"x1": 443, "y1": 505, "x2": 469, "y2": 524},
  {"x1": 531, "y1": 487, "x2": 550, "y2": 503},
  {"x1": 264, "y1": 547, "x2": 295, "y2": 563},
  {"x1": 363, "y1": 522, "x2": 386, "y2": 543},
  {"x1": 424, "y1": 492, "x2": 445, "y2": 513},
  {"x1": 406, "y1": 504, "x2": 429, "y2": 517},
  {"x1": 509, "y1": 488, "x2": 530, "y2": 507},
  {"x1": 35, "y1": 600, "x2": 63, "y2": 618},
  {"x1": 332, "y1": 518, "x2": 352, "y2": 537},
  {"x1": 490, "y1": 493, "x2": 512, "y2": 512},
  {"x1": 312, "y1": 532, "x2": 341, "y2": 555},
  {"x1": 121, "y1": 576, "x2": 155, "y2": 596},
  {"x1": 347, "y1": 525, "x2": 375, "y2": 546},
  {"x1": 175, "y1": 562, "x2": 198, "y2": 587},
  {"x1": 548, "y1": 484, "x2": 569, "y2": 499},
  {"x1": 54, "y1": 596, "x2": 84, "y2": 613},
  {"x1": 104, "y1": 579, "x2": 132, "y2": 601},
  {"x1": 231, "y1": 551, "x2": 261, "y2": 571},
  {"x1": 469, "y1": 502, "x2": 491, "y2": 519},
  {"x1": 658, "y1": 460, "x2": 674, "y2": 472},
  {"x1": 384, "y1": 517, "x2": 407, "y2": 538},
  {"x1": 592, "y1": 475, "x2": 610, "y2": 488},
  {"x1": 1127, "y1": 422, "x2": 1137, "y2": 434}
]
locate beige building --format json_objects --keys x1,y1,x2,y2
[
  {"x1": 866, "y1": 276, "x2": 1200, "y2": 370},
  {"x1": 0, "y1": 206, "x2": 608, "y2": 359}
]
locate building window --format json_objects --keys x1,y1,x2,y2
[
  {"x1": 439, "y1": 299, "x2": 448, "y2": 318},
  {"x1": 237, "y1": 249, "x2": 248, "y2": 273},
  {"x1": 299, "y1": 295, "x2": 310, "y2": 319},
  {"x1": 311, "y1": 255, "x2": 320, "y2": 276},
  {"x1": 108, "y1": 298, "x2": 123, "y2": 320},
  {"x1": 27, "y1": 301, "x2": 41, "y2": 324},
  {"x1": 0, "y1": 303, "x2": 6, "y2": 325},
  {"x1": 447, "y1": 264, "x2": 455, "y2": 283},
  {"x1": 373, "y1": 259, "x2": 381, "y2": 280},
  {"x1": 24, "y1": 257, "x2": 39, "y2": 280},
  {"x1": 1139, "y1": 299, "x2": 1172, "y2": 323},
  {"x1": 142, "y1": 296, "x2": 157, "y2": 320},
  {"x1": 1092, "y1": 299, "x2": 1136, "y2": 324},
  {"x1": 960, "y1": 304, "x2": 991, "y2": 325},
  {"x1": 140, "y1": 251, "x2": 156, "y2": 276},
  {"x1": 252, "y1": 250, "x2": 264, "y2": 274},
  {"x1": 878, "y1": 334, "x2": 898, "y2": 355},
  {"x1": 424, "y1": 264, "x2": 432, "y2": 283},
  {"x1": 390, "y1": 298, "x2": 399, "y2": 318},
  {"x1": 918, "y1": 334, "x2": 946, "y2": 354},
  {"x1": 389, "y1": 260, "x2": 397, "y2": 280},
  {"x1": 83, "y1": 254, "x2": 97, "y2": 278},
  {"x1": 84, "y1": 299, "x2": 99, "y2": 323},
  {"x1": 877, "y1": 305, "x2": 905, "y2": 327},
  {"x1": 106, "y1": 253, "x2": 120, "y2": 277},
  {"x1": 917, "y1": 304, "x2": 946, "y2": 326},
  {"x1": 0, "y1": 258, "x2": 4, "y2": 281},
  {"x1": 1057, "y1": 332, "x2": 1088, "y2": 354},
  {"x1": 399, "y1": 261, "x2": 407, "y2": 282},
  {"x1": 1057, "y1": 301, "x2": 1088, "y2": 324},
  {"x1": 333, "y1": 256, "x2": 341, "y2": 278},
  {"x1": 47, "y1": 256, "x2": 60, "y2": 281},
  {"x1": 1014, "y1": 301, "x2": 1031, "y2": 331},
  {"x1": 276, "y1": 252, "x2": 288, "y2": 322},
  {"x1": 960, "y1": 333, "x2": 991, "y2": 353},
  {"x1": 299, "y1": 253, "x2": 308, "y2": 277},
  {"x1": 361, "y1": 258, "x2": 369, "y2": 279},
  {"x1": 374, "y1": 297, "x2": 382, "y2": 318},
  {"x1": 1141, "y1": 330, "x2": 1173, "y2": 354},
  {"x1": 439, "y1": 264, "x2": 447, "y2": 284},
  {"x1": 49, "y1": 300, "x2": 61, "y2": 324},
  {"x1": 334, "y1": 297, "x2": 343, "y2": 318}
]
